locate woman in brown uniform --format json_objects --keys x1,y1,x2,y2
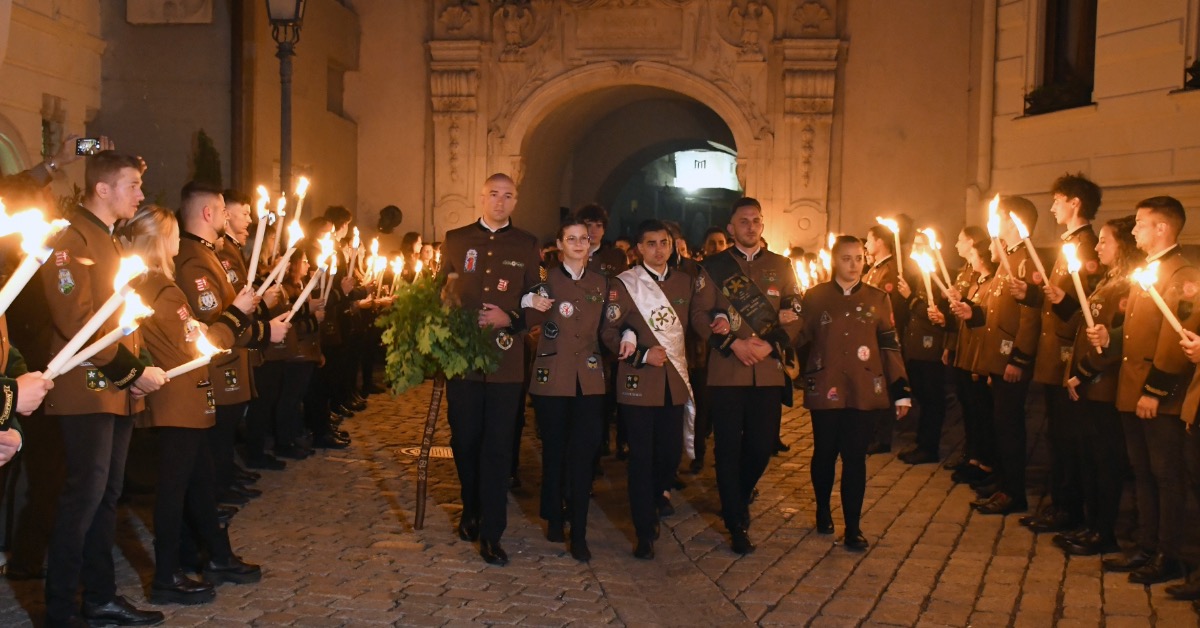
[
  {"x1": 264, "y1": 251, "x2": 324, "y2": 457},
  {"x1": 524, "y1": 218, "x2": 606, "y2": 561},
  {"x1": 122, "y1": 206, "x2": 260, "y2": 604},
  {"x1": 1046, "y1": 216, "x2": 1138, "y2": 556}
]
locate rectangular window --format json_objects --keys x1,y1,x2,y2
[
  {"x1": 1025, "y1": 0, "x2": 1097, "y2": 115},
  {"x1": 327, "y1": 63, "x2": 345, "y2": 116}
]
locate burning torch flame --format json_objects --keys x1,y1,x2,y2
[
  {"x1": 413, "y1": 260, "x2": 423, "y2": 277},
  {"x1": 1063, "y1": 242, "x2": 1081, "y2": 274},
  {"x1": 4, "y1": 209, "x2": 70, "y2": 256},
  {"x1": 819, "y1": 249, "x2": 831, "y2": 272},
  {"x1": 351, "y1": 227, "x2": 360, "y2": 249},
  {"x1": 391, "y1": 257, "x2": 405, "y2": 276},
  {"x1": 255, "y1": 186, "x2": 270, "y2": 217},
  {"x1": 295, "y1": 176, "x2": 310, "y2": 198},
  {"x1": 372, "y1": 255, "x2": 387, "y2": 275},
  {"x1": 286, "y1": 221, "x2": 304, "y2": 249},
  {"x1": 117, "y1": 293, "x2": 153, "y2": 331},
  {"x1": 912, "y1": 251, "x2": 936, "y2": 274},
  {"x1": 876, "y1": 217, "x2": 899, "y2": 234},
  {"x1": 920, "y1": 228, "x2": 941, "y2": 250},
  {"x1": 987, "y1": 195, "x2": 1001, "y2": 238},
  {"x1": 827, "y1": 232, "x2": 836, "y2": 250},
  {"x1": 114, "y1": 256, "x2": 149, "y2": 291},
  {"x1": 370, "y1": 238, "x2": 379, "y2": 256},
  {"x1": 1010, "y1": 213, "x2": 1031, "y2": 240},
  {"x1": 194, "y1": 333, "x2": 224, "y2": 359},
  {"x1": 1132, "y1": 261, "x2": 1161, "y2": 290}
]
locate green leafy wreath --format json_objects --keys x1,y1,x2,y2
[{"x1": 376, "y1": 273, "x2": 501, "y2": 394}]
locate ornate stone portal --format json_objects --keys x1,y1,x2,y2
[{"x1": 429, "y1": 0, "x2": 840, "y2": 250}]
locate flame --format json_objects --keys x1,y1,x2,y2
[
  {"x1": 818, "y1": 249, "x2": 831, "y2": 272},
  {"x1": 276, "y1": 194, "x2": 287, "y2": 217},
  {"x1": 1010, "y1": 213, "x2": 1031, "y2": 240},
  {"x1": 986, "y1": 194, "x2": 1001, "y2": 238},
  {"x1": 328, "y1": 254, "x2": 338, "y2": 276},
  {"x1": 370, "y1": 238, "x2": 379, "y2": 256},
  {"x1": 391, "y1": 257, "x2": 405, "y2": 275},
  {"x1": 1062, "y1": 242, "x2": 1081, "y2": 274},
  {"x1": 318, "y1": 234, "x2": 335, "y2": 261},
  {"x1": 912, "y1": 251, "x2": 936, "y2": 274},
  {"x1": 1132, "y1": 260, "x2": 1160, "y2": 290},
  {"x1": 118, "y1": 293, "x2": 153, "y2": 330},
  {"x1": 372, "y1": 256, "x2": 387, "y2": 274},
  {"x1": 193, "y1": 333, "x2": 224, "y2": 358},
  {"x1": 255, "y1": 186, "x2": 269, "y2": 217},
  {"x1": 114, "y1": 256, "x2": 148, "y2": 290},
  {"x1": 295, "y1": 176, "x2": 310, "y2": 198},
  {"x1": 351, "y1": 227, "x2": 360, "y2": 249},
  {"x1": 827, "y1": 232, "x2": 836, "y2": 250},
  {"x1": 921, "y1": 228, "x2": 941, "y2": 250},
  {"x1": 413, "y1": 260, "x2": 423, "y2": 276},
  {"x1": 6, "y1": 209, "x2": 69, "y2": 255},
  {"x1": 285, "y1": 221, "x2": 304, "y2": 249},
  {"x1": 795, "y1": 260, "x2": 811, "y2": 290},
  {"x1": 875, "y1": 216, "x2": 899, "y2": 234}
]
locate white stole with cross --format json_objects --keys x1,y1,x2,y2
[{"x1": 618, "y1": 265, "x2": 697, "y2": 458}]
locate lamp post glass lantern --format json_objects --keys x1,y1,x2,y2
[{"x1": 267, "y1": 0, "x2": 306, "y2": 196}]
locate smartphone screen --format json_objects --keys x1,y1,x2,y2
[{"x1": 75, "y1": 138, "x2": 101, "y2": 156}]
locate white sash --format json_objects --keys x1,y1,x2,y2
[{"x1": 618, "y1": 266, "x2": 697, "y2": 458}]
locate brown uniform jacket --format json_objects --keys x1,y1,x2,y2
[
  {"x1": 0, "y1": 316, "x2": 29, "y2": 430},
  {"x1": 601, "y1": 265, "x2": 705, "y2": 407},
  {"x1": 1059, "y1": 272, "x2": 1129, "y2": 403},
  {"x1": 953, "y1": 268, "x2": 991, "y2": 372},
  {"x1": 41, "y1": 207, "x2": 147, "y2": 416},
  {"x1": 135, "y1": 272, "x2": 230, "y2": 429},
  {"x1": 1115, "y1": 246, "x2": 1200, "y2": 415},
  {"x1": 966, "y1": 243, "x2": 1041, "y2": 376},
  {"x1": 863, "y1": 255, "x2": 910, "y2": 340},
  {"x1": 586, "y1": 242, "x2": 628, "y2": 279},
  {"x1": 525, "y1": 265, "x2": 607, "y2": 397},
  {"x1": 264, "y1": 279, "x2": 322, "y2": 362},
  {"x1": 438, "y1": 220, "x2": 541, "y2": 384},
  {"x1": 693, "y1": 247, "x2": 802, "y2": 387},
  {"x1": 1025, "y1": 225, "x2": 1101, "y2": 385},
  {"x1": 798, "y1": 280, "x2": 910, "y2": 411},
  {"x1": 902, "y1": 272, "x2": 948, "y2": 362},
  {"x1": 175, "y1": 233, "x2": 270, "y2": 405}
]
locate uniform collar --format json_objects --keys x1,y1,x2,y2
[
  {"x1": 74, "y1": 204, "x2": 115, "y2": 236},
  {"x1": 835, "y1": 279, "x2": 862, "y2": 295},
  {"x1": 870, "y1": 254, "x2": 892, "y2": 270},
  {"x1": 732, "y1": 244, "x2": 763, "y2": 261},
  {"x1": 476, "y1": 218, "x2": 511, "y2": 234},
  {"x1": 1061, "y1": 223, "x2": 1092, "y2": 241},
  {"x1": 181, "y1": 231, "x2": 216, "y2": 252},
  {"x1": 559, "y1": 262, "x2": 586, "y2": 281},
  {"x1": 1147, "y1": 244, "x2": 1180, "y2": 263},
  {"x1": 1006, "y1": 240, "x2": 1025, "y2": 255},
  {"x1": 642, "y1": 263, "x2": 669, "y2": 281},
  {"x1": 224, "y1": 233, "x2": 244, "y2": 248}
]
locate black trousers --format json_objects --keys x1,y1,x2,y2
[
  {"x1": 907, "y1": 359, "x2": 947, "y2": 457},
  {"x1": 991, "y1": 374, "x2": 1032, "y2": 503},
  {"x1": 955, "y1": 368, "x2": 995, "y2": 466},
  {"x1": 246, "y1": 360, "x2": 284, "y2": 458},
  {"x1": 533, "y1": 390, "x2": 603, "y2": 539},
  {"x1": 1074, "y1": 399, "x2": 1124, "y2": 540},
  {"x1": 7, "y1": 409, "x2": 64, "y2": 574},
  {"x1": 810, "y1": 408, "x2": 876, "y2": 534},
  {"x1": 1044, "y1": 385, "x2": 1083, "y2": 520},
  {"x1": 153, "y1": 427, "x2": 231, "y2": 581},
  {"x1": 277, "y1": 362, "x2": 316, "y2": 448},
  {"x1": 209, "y1": 403, "x2": 245, "y2": 493},
  {"x1": 1122, "y1": 411, "x2": 1185, "y2": 556},
  {"x1": 447, "y1": 380, "x2": 521, "y2": 543},
  {"x1": 622, "y1": 400, "x2": 684, "y2": 540},
  {"x1": 45, "y1": 414, "x2": 132, "y2": 624},
  {"x1": 690, "y1": 368, "x2": 712, "y2": 464},
  {"x1": 710, "y1": 386, "x2": 781, "y2": 528}
]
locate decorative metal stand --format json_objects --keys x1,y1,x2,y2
[{"x1": 414, "y1": 372, "x2": 446, "y2": 530}]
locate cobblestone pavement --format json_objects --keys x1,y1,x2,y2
[{"x1": 2, "y1": 381, "x2": 1199, "y2": 626}]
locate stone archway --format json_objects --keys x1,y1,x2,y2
[{"x1": 427, "y1": 0, "x2": 842, "y2": 251}]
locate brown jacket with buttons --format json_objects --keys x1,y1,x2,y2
[
  {"x1": 1059, "y1": 272, "x2": 1128, "y2": 403},
  {"x1": 965, "y1": 243, "x2": 1041, "y2": 377},
  {"x1": 1024, "y1": 225, "x2": 1101, "y2": 386},
  {"x1": 40, "y1": 207, "x2": 147, "y2": 416},
  {"x1": 952, "y1": 266, "x2": 990, "y2": 373},
  {"x1": 601, "y1": 265, "x2": 706, "y2": 407},
  {"x1": 524, "y1": 265, "x2": 607, "y2": 397},
  {"x1": 692, "y1": 247, "x2": 802, "y2": 387},
  {"x1": 439, "y1": 220, "x2": 542, "y2": 384}
]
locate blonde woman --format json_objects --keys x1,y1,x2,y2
[{"x1": 121, "y1": 205, "x2": 261, "y2": 605}]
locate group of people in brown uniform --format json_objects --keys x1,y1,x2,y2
[{"x1": 0, "y1": 149, "x2": 404, "y2": 627}]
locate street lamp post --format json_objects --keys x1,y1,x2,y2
[{"x1": 266, "y1": 0, "x2": 306, "y2": 195}]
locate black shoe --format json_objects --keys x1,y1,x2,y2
[
  {"x1": 233, "y1": 467, "x2": 260, "y2": 483},
  {"x1": 244, "y1": 454, "x2": 286, "y2": 471},
  {"x1": 899, "y1": 448, "x2": 938, "y2": 465},
  {"x1": 332, "y1": 405, "x2": 355, "y2": 419},
  {"x1": 1103, "y1": 548, "x2": 1154, "y2": 572},
  {"x1": 480, "y1": 540, "x2": 509, "y2": 565},
  {"x1": 458, "y1": 518, "x2": 479, "y2": 541},
  {"x1": 546, "y1": 523, "x2": 565, "y2": 543},
  {"x1": 775, "y1": 441, "x2": 791, "y2": 454},
  {"x1": 842, "y1": 531, "x2": 869, "y2": 552},
  {"x1": 569, "y1": 538, "x2": 591, "y2": 562},
  {"x1": 865, "y1": 442, "x2": 890, "y2": 455},
  {"x1": 951, "y1": 465, "x2": 988, "y2": 484},
  {"x1": 748, "y1": 488, "x2": 759, "y2": 504},
  {"x1": 657, "y1": 495, "x2": 675, "y2": 518},
  {"x1": 1024, "y1": 509, "x2": 1075, "y2": 533},
  {"x1": 1166, "y1": 572, "x2": 1200, "y2": 600},
  {"x1": 1050, "y1": 527, "x2": 1090, "y2": 549},
  {"x1": 1129, "y1": 553, "x2": 1185, "y2": 584},
  {"x1": 1060, "y1": 531, "x2": 1120, "y2": 557},
  {"x1": 313, "y1": 433, "x2": 351, "y2": 449},
  {"x1": 274, "y1": 445, "x2": 312, "y2": 460},
  {"x1": 230, "y1": 484, "x2": 261, "y2": 499},
  {"x1": 150, "y1": 571, "x2": 215, "y2": 605},
  {"x1": 633, "y1": 538, "x2": 654, "y2": 560},
  {"x1": 972, "y1": 481, "x2": 1003, "y2": 501},
  {"x1": 943, "y1": 454, "x2": 968, "y2": 471},
  {"x1": 730, "y1": 527, "x2": 756, "y2": 555},
  {"x1": 974, "y1": 492, "x2": 1027, "y2": 515},
  {"x1": 970, "y1": 472, "x2": 1001, "y2": 491},
  {"x1": 81, "y1": 596, "x2": 164, "y2": 626},
  {"x1": 203, "y1": 555, "x2": 262, "y2": 585},
  {"x1": 216, "y1": 490, "x2": 249, "y2": 506},
  {"x1": 816, "y1": 508, "x2": 834, "y2": 535},
  {"x1": 216, "y1": 504, "x2": 238, "y2": 525},
  {"x1": 347, "y1": 398, "x2": 367, "y2": 412}
]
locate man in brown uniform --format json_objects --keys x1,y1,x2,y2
[
  {"x1": 1011, "y1": 174, "x2": 1102, "y2": 532},
  {"x1": 953, "y1": 196, "x2": 1042, "y2": 515},
  {"x1": 693, "y1": 198, "x2": 801, "y2": 553},
  {"x1": 42, "y1": 152, "x2": 169, "y2": 628},
  {"x1": 1096, "y1": 196, "x2": 1200, "y2": 584},
  {"x1": 862, "y1": 224, "x2": 911, "y2": 454},
  {"x1": 174, "y1": 182, "x2": 287, "y2": 500},
  {"x1": 602, "y1": 219, "x2": 708, "y2": 559},
  {"x1": 801, "y1": 235, "x2": 910, "y2": 551},
  {"x1": 897, "y1": 233, "x2": 949, "y2": 466},
  {"x1": 438, "y1": 173, "x2": 541, "y2": 565}
]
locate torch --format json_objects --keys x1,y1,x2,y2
[
  {"x1": 0, "y1": 206, "x2": 70, "y2": 318},
  {"x1": 1132, "y1": 261, "x2": 1188, "y2": 341},
  {"x1": 876, "y1": 216, "x2": 904, "y2": 266},
  {"x1": 986, "y1": 195, "x2": 1014, "y2": 277},
  {"x1": 920, "y1": 228, "x2": 954, "y2": 287},
  {"x1": 294, "y1": 176, "x2": 310, "y2": 223},
  {"x1": 164, "y1": 333, "x2": 229, "y2": 379},
  {"x1": 258, "y1": 221, "x2": 305, "y2": 296},
  {"x1": 1009, "y1": 213, "x2": 1048, "y2": 284},
  {"x1": 44, "y1": 256, "x2": 148, "y2": 377},
  {"x1": 45, "y1": 293, "x2": 154, "y2": 379}
]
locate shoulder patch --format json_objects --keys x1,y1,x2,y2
[
  {"x1": 198, "y1": 291, "x2": 219, "y2": 311},
  {"x1": 195, "y1": 277, "x2": 209, "y2": 291}
]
